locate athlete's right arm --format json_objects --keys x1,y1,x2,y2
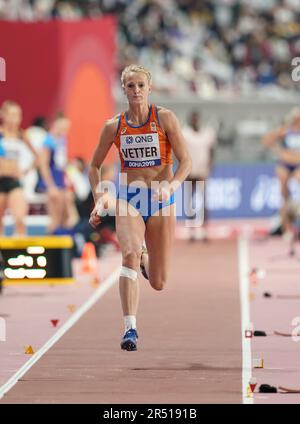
[
  {"x1": 88, "y1": 118, "x2": 118, "y2": 228},
  {"x1": 262, "y1": 126, "x2": 286, "y2": 149}
]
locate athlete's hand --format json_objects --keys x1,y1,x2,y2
[
  {"x1": 89, "y1": 197, "x2": 103, "y2": 229},
  {"x1": 152, "y1": 187, "x2": 171, "y2": 203},
  {"x1": 89, "y1": 206, "x2": 101, "y2": 229}
]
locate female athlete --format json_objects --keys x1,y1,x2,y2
[
  {"x1": 0, "y1": 100, "x2": 37, "y2": 236},
  {"x1": 89, "y1": 65, "x2": 191, "y2": 351}
]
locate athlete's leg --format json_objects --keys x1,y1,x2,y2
[
  {"x1": 61, "y1": 189, "x2": 78, "y2": 229},
  {"x1": 116, "y1": 199, "x2": 145, "y2": 318},
  {"x1": 144, "y1": 204, "x2": 176, "y2": 291},
  {"x1": 290, "y1": 168, "x2": 300, "y2": 244},
  {"x1": 7, "y1": 188, "x2": 28, "y2": 236},
  {"x1": 47, "y1": 189, "x2": 65, "y2": 233},
  {"x1": 276, "y1": 165, "x2": 290, "y2": 202},
  {"x1": 292, "y1": 168, "x2": 300, "y2": 185},
  {"x1": 0, "y1": 193, "x2": 8, "y2": 235},
  {"x1": 277, "y1": 166, "x2": 292, "y2": 234}
]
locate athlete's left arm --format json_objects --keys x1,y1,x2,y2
[
  {"x1": 160, "y1": 109, "x2": 192, "y2": 193},
  {"x1": 279, "y1": 149, "x2": 300, "y2": 165}
]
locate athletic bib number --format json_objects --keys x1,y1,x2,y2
[{"x1": 120, "y1": 133, "x2": 161, "y2": 168}]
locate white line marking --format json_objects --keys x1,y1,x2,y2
[
  {"x1": 0, "y1": 317, "x2": 6, "y2": 342},
  {"x1": 0, "y1": 266, "x2": 121, "y2": 400},
  {"x1": 238, "y1": 237, "x2": 253, "y2": 404}
]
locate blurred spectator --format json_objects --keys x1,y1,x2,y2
[
  {"x1": 183, "y1": 110, "x2": 217, "y2": 241},
  {"x1": 0, "y1": 0, "x2": 34, "y2": 20}
]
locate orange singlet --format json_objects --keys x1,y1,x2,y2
[{"x1": 114, "y1": 104, "x2": 173, "y2": 171}]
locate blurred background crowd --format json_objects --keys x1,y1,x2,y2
[{"x1": 0, "y1": 0, "x2": 299, "y2": 98}]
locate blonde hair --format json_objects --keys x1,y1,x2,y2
[{"x1": 121, "y1": 64, "x2": 152, "y2": 88}]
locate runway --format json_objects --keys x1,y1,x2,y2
[{"x1": 0, "y1": 239, "x2": 243, "y2": 404}]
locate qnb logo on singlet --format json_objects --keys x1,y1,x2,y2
[
  {"x1": 121, "y1": 132, "x2": 161, "y2": 168},
  {"x1": 126, "y1": 136, "x2": 134, "y2": 144},
  {"x1": 125, "y1": 135, "x2": 153, "y2": 144},
  {"x1": 285, "y1": 133, "x2": 300, "y2": 150}
]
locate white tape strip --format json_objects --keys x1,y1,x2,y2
[{"x1": 120, "y1": 266, "x2": 137, "y2": 281}]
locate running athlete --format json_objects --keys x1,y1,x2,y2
[
  {"x1": 89, "y1": 64, "x2": 191, "y2": 351},
  {"x1": 262, "y1": 107, "x2": 300, "y2": 234},
  {"x1": 37, "y1": 114, "x2": 74, "y2": 234},
  {"x1": 0, "y1": 100, "x2": 37, "y2": 236}
]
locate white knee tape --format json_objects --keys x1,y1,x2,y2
[{"x1": 120, "y1": 266, "x2": 137, "y2": 281}]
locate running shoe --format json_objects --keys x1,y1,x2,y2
[
  {"x1": 140, "y1": 246, "x2": 149, "y2": 280},
  {"x1": 121, "y1": 328, "x2": 138, "y2": 351}
]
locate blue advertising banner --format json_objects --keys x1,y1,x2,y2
[
  {"x1": 174, "y1": 163, "x2": 300, "y2": 220},
  {"x1": 206, "y1": 163, "x2": 300, "y2": 219}
]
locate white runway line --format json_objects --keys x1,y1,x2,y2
[
  {"x1": 238, "y1": 237, "x2": 254, "y2": 404},
  {"x1": 0, "y1": 266, "x2": 121, "y2": 400}
]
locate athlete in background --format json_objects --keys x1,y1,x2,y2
[
  {"x1": 262, "y1": 107, "x2": 300, "y2": 236},
  {"x1": 37, "y1": 113, "x2": 75, "y2": 234},
  {"x1": 0, "y1": 100, "x2": 37, "y2": 235}
]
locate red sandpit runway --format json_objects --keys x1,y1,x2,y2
[{"x1": 0, "y1": 239, "x2": 243, "y2": 404}]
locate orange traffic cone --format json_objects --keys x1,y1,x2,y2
[
  {"x1": 24, "y1": 345, "x2": 34, "y2": 355},
  {"x1": 81, "y1": 242, "x2": 98, "y2": 274}
]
